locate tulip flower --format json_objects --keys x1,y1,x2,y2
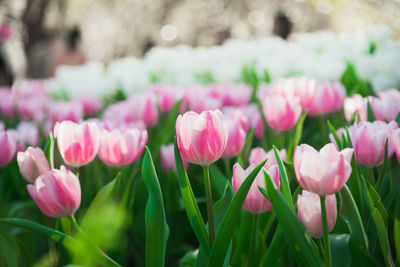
[
  {"x1": 17, "y1": 147, "x2": 50, "y2": 183},
  {"x1": 238, "y1": 104, "x2": 264, "y2": 139},
  {"x1": 232, "y1": 163, "x2": 280, "y2": 214},
  {"x1": 98, "y1": 127, "x2": 148, "y2": 168},
  {"x1": 343, "y1": 94, "x2": 367, "y2": 122},
  {"x1": 16, "y1": 121, "x2": 40, "y2": 147},
  {"x1": 274, "y1": 77, "x2": 316, "y2": 110},
  {"x1": 293, "y1": 143, "x2": 353, "y2": 195},
  {"x1": 47, "y1": 100, "x2": 84, "y2": 123},
  {"x1": 184, "y1": 86, "x2": 222, "y2": 114},
  {"x1": 328, "y1": 126, "x2": 355, "y2": 150},
  {"x1": 308, "y1": 82, "x2": 346, "y2": 116},
  {"x1": 209, "y1": 83, "x2": 252, "y2": 106},
  {"x1": 54, "y1": 121, "x2": 100, "y2": 168},
  {"x1": 0, "y1": 130, "x2": 17, "y2": 167},
  {"x1": 262, "y1": 94, "x2": 302, "y2": 131},
  {"x1": 297, "y1": 191, "x2": 337, "y2": 238},
  {"x1": 27, "y1": 166, "x2": 81, "y2": 218},
  {"x1": 160, "y1": 144, "x2": 188, "y2": 172},
  {"x1": 0, "y1": 87, "x2": 13, "y2": 117},
  {"x1": 176, "y1": 110, "x2": 228, "y2": 166},
  {"x1": 223, "y1": 110, "x2": 248, "y2": 159},
  {"x1": 249, "y1": 147, "x2": 287, "y2": 169},
  {"x1": 391, "y1": 128, "x2": 400, "y2": 163},
  {"x1": 352, "y1": 121, "x2": 398, "y2": 167},
  {"x1": 149, "y1": 84, "x2": 184, "y2": 112}
]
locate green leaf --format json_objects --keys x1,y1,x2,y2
[
  {"x1": 362, "y1": 177, "x2": 394, "y2": 267},
  {"x1": 394, "y1": 192, "x2": 400, "y2": 265},
  {"x1": 142, "y1": 147, "x2": 169, "y2": 267},
  {"x1": 367, "y1": 100, "x2": 376, "y2": 122},
  {"x1": 174, "y1": 138, "x2": 210, "y2": 255},
  {"x1": 43, "y1": 132, "x2": 55, "y2": 169},
  {"x1": 260, "y1": 227, "x2": 285, "y2": 267},
  {"x1": 260, "y1": 171, "x2": 322, "y2": 266},
  {"x1": 207, "y1": 159, "x2": 267, "y2": 267},
  {"x1": 327, "y1": 120, "x2": 342, "y2": 150},
  {"x1": 338, "y1": 185, "x2": 368, "y2": 250},
  {"x1": 287, "y1": 112, "x2": 307, "y2": 162},
  {"x1": 0, "y1": 231, "x2": 18, "y2": 267},
  {"x1": 273, "y1": 146, "x2": 293, "y2": 209},
  {"x1": 395, "y1": 111, "x2": 400, "y2": 125},
  {"x1": 330, "y1": 234, "x2": 351, "y2": 267},
  {"x1": 236, "y1": 128, "x2": 255, "y2": 167}
]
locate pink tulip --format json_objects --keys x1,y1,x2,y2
[
  {"x1": 17, "y1": 147, "x2": 50, "y2": 183},
  {"x1": 73, "y1": 96, "x2": 103, "y2": 115},
  {"x1": 17, "y1": 96, "x2": 47, "y2": 122},
  {"x1": 257, "y1": 84, "x2": 274, "y2": 100},
  {"x1": 293, "y1": 143, "x2": 353, "y2": 195},
  {"x1": 308, "y1": 82, "x2": 346, "y2": 116},
  {"x1": 27, "y1": 166, "x2": 81, "y2": 218},
  {"x1": 54, "y1": 121, "x2": 100, "y2": 168},
  {"x1": 352, "y1": 121, "x2": 398, "y2": 167},
  {"x1": 274, "y1": 77, "x2": 316, "y2": 110},
  {"x1": 377, "y1": 89, "x2": 400, "y2": 121},
  {"x1": 249, "y1": 147, "x2": 287, "y2": 169},
  {"x1": 391, "y1": 129, "x2": 400, "y2": 163},
  {"x1": 238, "y1": 104, "x2": 264, "y2": 139},
  {"x1": 232, "y1": 163, "x2": 280, "y2": 214},
  {"x1": 0, "y1": 130, "x2": 17, "y2": 167},
  {"x1": 297, "y1": 191, "x2": 337, "y2": 238},
  {"x1": 150, "y1": 83, "x2": 184, "y2": 112},
  {"x1": 128, "y1": 94, "x2": 159, "y2": 126},
  {"x1": 98, "y1": 127, "x2": 147, "y2": 167},
  {"x1": 344, "y1": 94, "x2": 367, "y2": 122},
  {"x1": 47, "y1": 101, "x2": 84, "y2": 123},
  {"x1": 262, "y1": 94, "x2": 302, "y2": 131},
  {"x1": 328, "y1": 126, "x2": 355, "y2": 150},
  {"x1": 209, "y1": 83, "x2": 252, "y2": 106},
  {"x1": 176, "y1": 110, "x2": 228, "y2": 166},
  {"x1": 160, "y1": 144, "x2": 188, "y2": 172},
  {"x1": 184, "y1": 86, "x2": 222, "y2": 113},
  {"x1": 0, "y1": 87, "x2": 13, "y2": 117},
  {"x1": 222, "y1": 110, "x2": 248, "y2": 159}
]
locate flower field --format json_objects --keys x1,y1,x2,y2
[{"x1": 0, "y1": 28, "x2": 400, "y2": 267}]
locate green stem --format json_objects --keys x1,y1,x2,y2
[
  {"x1": 318, "y1": 117, "x2": 328, "y2": 143},
  {"x1": 49, "y1": 132, "x2": 55, "y2": 169},
  {"x1": 70, "y1": 215, "x2": 121, "y2": 267},
  {"x1": 368, "y1": 168, "x2": 375, "y2": 186},
  {"x1": 317, "y1": 238, "x2": 324, "y2": 258},
  {"x1": 320, "y1": 195, "x2": 331, "y2": 267},
  {"x1": 247, "y1": 214, "x2": 259, "y2": 267},
  {"x1": 203, "y1": 165, "x2": 215, "y2": 245}
]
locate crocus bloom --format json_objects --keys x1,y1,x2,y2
[
  {"x1": 391, "y1": 129, "x2": 400, "y2": 163},
  {"x1": 297, "y1": 191, "x2": 337, "y2": 238},
  {"x1": 274, "y1": 77, "x2": 316, "y2": 110},
  {"x1": 223, "y1": 110, "x2": 248, "y2": 159},
  {"x1": 344, "y1": 94, "x2": 367, "y2": 122},
  {"x1": 249, "y1": 147, "x2": 287, "y2": 169},
  {"x1": 232, "y1": 163, "x2": 280, "y2": 214},
  {"x1": 17, "y1": 147, "x2": 50, "y2": 183},
  {"x1": 98, "y1": 127, "x2": 147, "y2": 168},
  {"x1": 262, "y1": 94, "x2": 302, "y2": 131},
  {"x1": 176, "y1": 110, "x2": 228, "y2": 166},
  {"x1": 27, "y1": 166, "x2": 81, "y2": 218},
  {"x1": 352, "y1": 121, "x2": 398, "y2": 167},
  {"x1": 54, "y1": 121, "x2": 100, "y2": 168},
  {"x1": 293, "y1": 143, "x2": 353, "y2": 195},
  {"x1": 0, "y1": 130, "x2": 17, "y2": 167},
  {"x1": 160, "y1": 144, "x2": 188, "y2": 172},
  {"x1": 308, "y1": 82, "x2": 346, "y2": 116}
]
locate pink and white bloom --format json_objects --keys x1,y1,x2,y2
[
  {"x1": 274, "y1": 77, "x2": 316, "y2": 110},
  {"x1": 222, "y1": 110, "x2": 248, "y2": 159},
  {"x1": 209, "y1": 83, "x2": 252, "y2": 106},
  {"x1": 391, "y1": 128, "x2": 400, "y2": 164},
  {"x1": 0, "y1": 130, "x2": 17, "y2": 167},
  {"x1": 73, "y1": 96, "x2": 103, "y2": 115},
  {"x1": 344, "y1": 94, "x2": 367, "y2": 122},
  {"x1": 176, "y1": 110, "x2": 228, "y2": 166},
  {"x1": 308, "y1": 82, "x2": 346, "y2": 116},
  {"x1": 17, "y1": 147, "x2": 50, "y2": 183},
  {"x1": 16, "y1": 121, "x2": 40, "y2": 147},
  {"x1": 262, "y1": 94, "x2": 302, "y2": 131},
  {"x1": 328, "y1": 126, "x2": 355, "y2": 150},
  {"x1": 98, "y1": 127, "x2": 147, "y2": 167},
  {"x1": 27, "y1": 166, "x2": 81, "y2": 218},
  {"x1": 160, "y1": 144, "x2": 188, "y2": 172},
  {"x1": 352, "y1": 121, "x2": 398, "y2": 167},
  {"x1": 239, "y1": 104, "x2": 264, "y2": 139},
  {"x1": 47, "y1": 101, "x2": 84, "y2": 123},
  {"x1": 54, "y1": 121, "x2": 100, "y2": 168},
  {"x1": 297, "y1": 191, "x2": 337, "y2": 238},
  {"x1": 184, "y1": 86, "x2": 222, "y2": 113},
  {"x1": 0, "y1": 87, "x2": 13, "y2": 117},
  {"x1": 150, "y1": 84, "x2": 185, "y2": 112},
  {"x1": 249, "y1": 147, "x2": 287, "y2": 169},
  {"x1": 293, "y1": 143, "x2": 353, "y2": 195},
  {"x1": 232, "y1": 163, "x2": 280, "y2": 214}
]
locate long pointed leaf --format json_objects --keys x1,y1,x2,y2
[
  {"x1": 273, "y1": 146, "x2": 293, "y2": 209},
  {"x1": 142, "y1": 147, "x2": 169, "y2": 267},
  {"x1": 174, "y1": 138, "x2": 210, "y2": 255}
]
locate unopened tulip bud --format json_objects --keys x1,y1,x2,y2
[{"x1": 17, "y1": 147, "x2": 50, "y2": 183}]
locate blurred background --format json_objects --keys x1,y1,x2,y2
[{"x1": 0, "y1": 0, "x2": 400, "y2": 82}]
